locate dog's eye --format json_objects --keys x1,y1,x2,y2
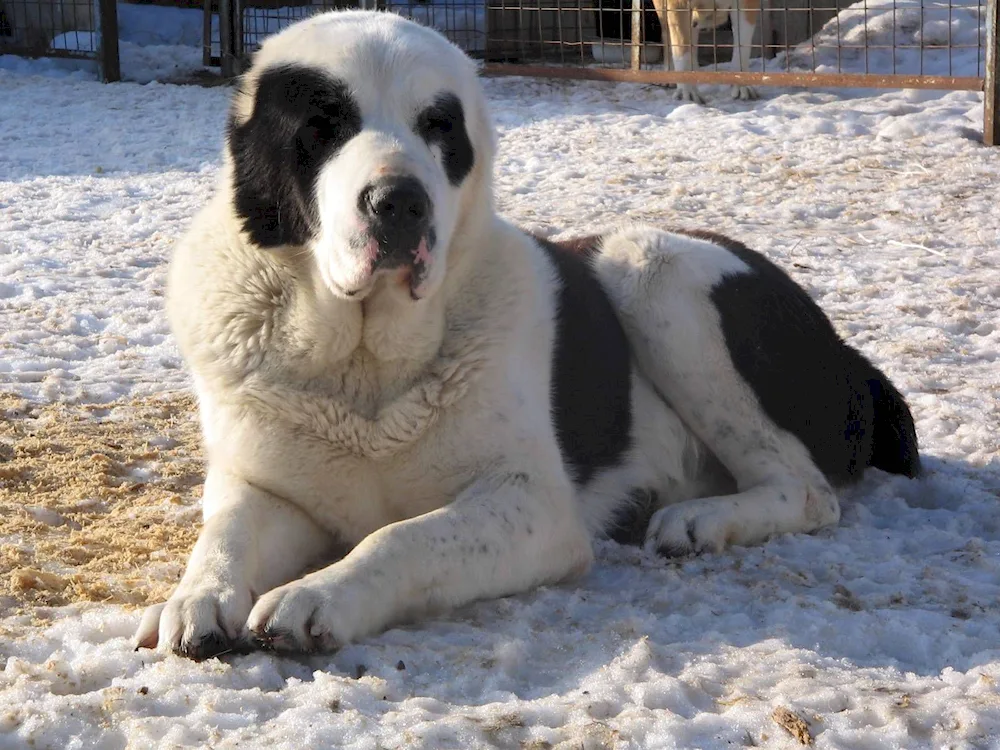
[
  {"x1": 416, "y1": 101, "x2": 458, "y2": 138},
  {"x1": 415, "y1": 93, "x2": 474, "y2": 186},
  {"x1": 293, "y1": 118, "x2": 327, "y2": 163},
  {"x1": 296, "y1": 117, "x2": 324, "y2": 145},
  {"x1": 294, "y1": 111, "x2": 357, "y2": 159},
  {"x1": 301, "y1": 112, "x2": 347, "y2": 141},
  {"x1": 417, "y1": 110, "x2": 452, "y2": 136}
]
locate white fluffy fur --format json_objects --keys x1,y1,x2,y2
[{"x1": 136, "y1": 10, "x2": 838, "y2": 657}]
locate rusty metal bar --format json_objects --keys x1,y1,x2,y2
[
  {"x1": 630, "y1": 0, "x2": 641, "y2": 72},
  {"x1": 987, "y1": 0, "x2": 999, "y2": 145},
  {"x1": 97, "y1": 0, "x2": 120, "y2": 82},
  {"x1": 482, "y1": 64, "x2": 985, "y2": 91}
]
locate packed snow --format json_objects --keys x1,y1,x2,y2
[{"x1": 1, "y1": 2, "x2": 999, "y2": 749}]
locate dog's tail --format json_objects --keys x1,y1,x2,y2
[{"x1": 864, "y1": 362, "x2": 922, "y2": 478}]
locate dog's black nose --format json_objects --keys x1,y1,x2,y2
[
  {"x1": 359, "y1": 176, "x2": 430, "y2": 230},
  {"x1": 359, "y1": 176, "x2": 432, "y2": 271}
]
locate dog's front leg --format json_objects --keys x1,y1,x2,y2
[
  {"x1": 246, "y1": 472, "x2": 593, "y2": 652},
  {"x1": 135, "y1": 468, "x2": 335, "y2": 659}
]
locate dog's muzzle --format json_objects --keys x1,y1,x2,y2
[{"x1": 357, "y1": 176, "x2": 435, "y2": 298}]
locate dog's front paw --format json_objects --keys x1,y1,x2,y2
[
  {"x1": 247, "y1": 579, "x2": 354, "y2": 653},
  {"x1": 134, "y1": 585, "x2": 253, "y2": 660},
  {"x1": 643, "y1": 500, "x2": 736, "y2": 557},
  {"x1": 674, "y1": 84, "x2": 706, "y2": 105},
  {"x1": 731, "y1": 84, "x2": 759, "y2": 101}
]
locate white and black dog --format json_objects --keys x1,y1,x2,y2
[{"x1": 136, "y1": 10, "x2": 919, "y2": 659}]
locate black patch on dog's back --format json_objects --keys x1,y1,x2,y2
[
  {"x1": 229, "y1": 65, "x2": 362, "y2": 248},
  {"x1": 701, "y1": 230, "x2": 920, "y2": 483},
  {"x1": 537, "y1": 237, "x2": 633, "y2": 486},
  {"x1": 415, "y1": 93, "x2": 474, "y2": 186}
]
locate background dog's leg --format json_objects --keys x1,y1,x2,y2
[
  {"x1": 245, "y1": 472, "x2": 593, "y2": 652},
  {"x1": 135, "y1": 469, "x2": 335, "y2": 659},
  {"x1": 650, "y1": 0, "x2": 676, "y2": 85},
  {"x1": 653, "y1": 0, "x2": 703, "y2": 103},
  {"x1": 670, "y1": 8, "x2": 704, "y2": 103},
  {"x1": 594, "y1": 228, "x2": 841, "y2": 555},
  {"x1": 729, "y1": 2, "x2": 760, "y2": 100}
]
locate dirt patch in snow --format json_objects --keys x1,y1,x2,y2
[{"x1": 0, "y1": 392, "x2": 203, "y2": 612}]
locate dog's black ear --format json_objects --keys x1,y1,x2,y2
[{"x1": 228, "y1": 65, "x2": 362, "y2": 248}]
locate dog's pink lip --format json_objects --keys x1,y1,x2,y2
[
  {"x1": 413, "y1": 238, "x2": 432, "y2": 267},
  {"x1": 364, "y1": 236, "x2": 380, "y2": 264},
  {"x1": 408, "y1": 237, "x2": 433, "y2": 300},
  {"x1": 345, "y1": 233, "x2": 434, "y2": 301}
]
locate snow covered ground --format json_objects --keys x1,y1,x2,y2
[
  {"x1": 771, "y1": 0, "x2": 988, "y2": 77},
  {"x1": 1, "y1": 4, "x2": 999, "y2": 749}
]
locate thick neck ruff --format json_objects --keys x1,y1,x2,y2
[{"x1": 234, "y1": 335, "x2": 487, "y2": 460}]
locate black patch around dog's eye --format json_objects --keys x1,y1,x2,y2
[
  {"x1": 415, "y1": 93, "x2": 474, "y2": 186},
  {"x1": 228, "y1": 65, "x2": 362, "y2": 248}
]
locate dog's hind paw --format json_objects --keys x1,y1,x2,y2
[
  {"x1": 643, "y1": 499, "x2": 736, "y2": 557},
  {"x1": 731, "y1": 84, "x2": 759, "y2": 101}
]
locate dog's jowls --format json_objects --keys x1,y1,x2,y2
[{"x1": 136, "y1": 10, "x2": 919, "y2": 659}]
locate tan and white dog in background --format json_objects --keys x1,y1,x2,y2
[
  {"x1": 135, "y1": 10, "x2": 919, "y2": 660},
  {"x1": 652, "y1": 0, "x2": 762, "y2": 102}
]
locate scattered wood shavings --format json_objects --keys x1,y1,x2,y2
[{"x1": 772, "y1": 706, "x2": 814, "y2": 746}]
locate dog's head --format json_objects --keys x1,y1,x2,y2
[{"x1": 225, "y1": 11, "x2": 494, "y2": 301}]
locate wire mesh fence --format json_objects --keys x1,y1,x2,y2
[
  {"x1": 0, "y1": 0, "x2": 119, "y2": 78},
  {"x1": 384, "y1": 0, "x2": 487, "y2": 51},
  {"x1": 0, "y1": 0, "x2": 991, "y2": 139},
  {"x1": 1, "y1": 0, "x2": 97, "y2": 55},
  {"x1": 216, "y1": 0, "x2": 995, "y2": 140},
  {"x1": 225, "y1": 0, "x2": 989, "y2": 78},
  {"x1": 476, "y1": 0, "x2": 989, "y2": 82}
]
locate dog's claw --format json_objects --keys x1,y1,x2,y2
[
  {"x1": 731, "y1": 85, "x2": 759, "y2": 101},
  {"x1": 674, "y1": 85, "x2": 706, "y2": 105},
  {"x1": 178, "y1": 631, "x2": 247, "y2": 661}
]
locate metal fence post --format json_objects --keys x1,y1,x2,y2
[
  {"x1": 986, "y1": 0, "x2": 999, "y2": 145},
  {"x1": 219, "y1": 0, "x2": 232, "y2": 76},
  {"x1": 630, "y1": 0, "x2": 642, "y2": 72},
  {"x1": 233, "y1": 0, "x2": 245, "y2": 67},
  {"x1": 219, "y1": 0, "x2": 243, "y2": 78},
  {"x1": 98, "y1": 0, "x2": 120, "y2": 82}
]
